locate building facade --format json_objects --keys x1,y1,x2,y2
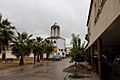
[
  {"x1": 85, "y1": 0, "x2": 120, "y2": 80},
  {"x1": 46, "y1": 23, "x2": 66, "y2": 58}
]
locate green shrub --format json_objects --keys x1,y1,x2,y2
[{"x1": 68, "y1": 72, "x2": 85, "y2": 79}]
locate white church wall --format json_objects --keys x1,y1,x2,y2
[
  {"x1": 56, "y1": 39, "x2": 65, "y2": 49},
  {"x1": 29, "y1": 53, "x2": 34, "y2": 57},
  {"x1": 56, "y1": 39, "x2": 66, "y2": 57},
  {"x1": 0, "y1": 51, "x2": 16, "y2": 58},
  {"x1": 43, "y1": 53, "x2": 54, "y2": 58},
  {"x1": 6, "y1": 51, "x2": 16, "y2": 58}
]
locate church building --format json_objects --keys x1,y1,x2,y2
[{"x1": 46, "y1": 23, "x2": 66, "y2": 58}]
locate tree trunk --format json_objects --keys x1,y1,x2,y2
[
  {"x1": 34, "y1": 53, "x2": 36, "y2": 64},
  {"x1": 2, "y1": 53, "x2": 6, "y2": 61},
  {"x1": 2, "y1": 48, "x2": 6, "y2": 61},
  {"x1": 37, "y1": 54, "x2": 40, "y2": 62},
  {"x1": 40, "y1": 53, "x2": 43, "y2": 60},
  {"x1": 19, "y1": 55, "x2": 24, "y2": 65},
  {"x1": 46, "y1": 53, "x2": 49, "y2": 60},
  {"x1": 0, "y1": 48, "x2": 1, "y2": 54}
]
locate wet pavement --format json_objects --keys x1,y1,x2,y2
[
  {"x1": 0, "y1": 59, "x2": 70, "y2": 80},
  {"x1": 0, "y1": 58, "x2": 98, "y2": 80}
]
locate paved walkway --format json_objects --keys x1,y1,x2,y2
[
  {"x1": 0, "y1": 59, "x2": 70, "y2": 80},
  {"x1": 0, "y1": 58, "x2": 99, "y2": 80}
]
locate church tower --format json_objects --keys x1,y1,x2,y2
[
  {"x1": 51, "y1": 23, "x2": 60, "y2": 37},
  {"x1": 46, "y1": 22, "x2": 66, "y2": 58}
]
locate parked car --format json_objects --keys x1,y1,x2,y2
[{"x1": 53, "y1": 55, "x2": 61, "y2": 61}]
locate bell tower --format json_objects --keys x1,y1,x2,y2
[{"x1": 51, "y1": 23, "x2": 60, "y2": 37}]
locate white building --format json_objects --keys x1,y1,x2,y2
[
  {"x1": 0, "y1": 49, "x2": 16, "y2": 59},
  {"x1": 66, "y1": 44, "x2": 72, "y2": 56},
  {"x1": 46, "y1": 23, "x2": 66, "y2": 58}
]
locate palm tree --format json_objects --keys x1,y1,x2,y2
[
  {"x1": 11, "y1": 32, "x2": 33, "y2": 65},
  {"x1": 32, "y1": 37, "x2": 43, "y2": 63},
  {"x1": 68, "y1": 33, "x2": 86, "y2": 77},
  {"x1": 43, "y1": 39, "x2": 54, "y2": 60},
  {"x1": 70, "y1": 33, "x2": 85, "y2": 63},
  {"x1": 36, "y1": 37, "x2": 43, "y2": 62},
  {"x1": 0, "y1": 18, "x2": 15, "y2": 60},
  {"x1": 32, "y1": 39, "x2": 38, "y2": 64}
]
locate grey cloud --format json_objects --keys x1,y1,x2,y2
[{"x1": 0, "y1": 0, "x2": 90, "y2": 44}]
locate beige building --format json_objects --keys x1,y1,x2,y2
[{"x1": 86, "y1": 0, "x2": 120, "y2": 79}]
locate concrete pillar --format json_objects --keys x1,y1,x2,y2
[
  {"x1": 90, "y1": 46, "x2": 94, "y2": 65},
  {"x1": 88, "y1": 48, "x2": 91, "y2": 64},
  {"x1": 97, "y1": 38, "x2": 102, "y2": 80},
  {"x1": 86, "y1": 49, "x2": 89, "y2": 63}
]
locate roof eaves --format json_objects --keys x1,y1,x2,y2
[{"x1": 86, "y1": 0, "x2": 93, "y2": 26}]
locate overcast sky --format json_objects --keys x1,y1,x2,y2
[{"x1": 0, "y1": 0, "x2": 90, "y2": 45}]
